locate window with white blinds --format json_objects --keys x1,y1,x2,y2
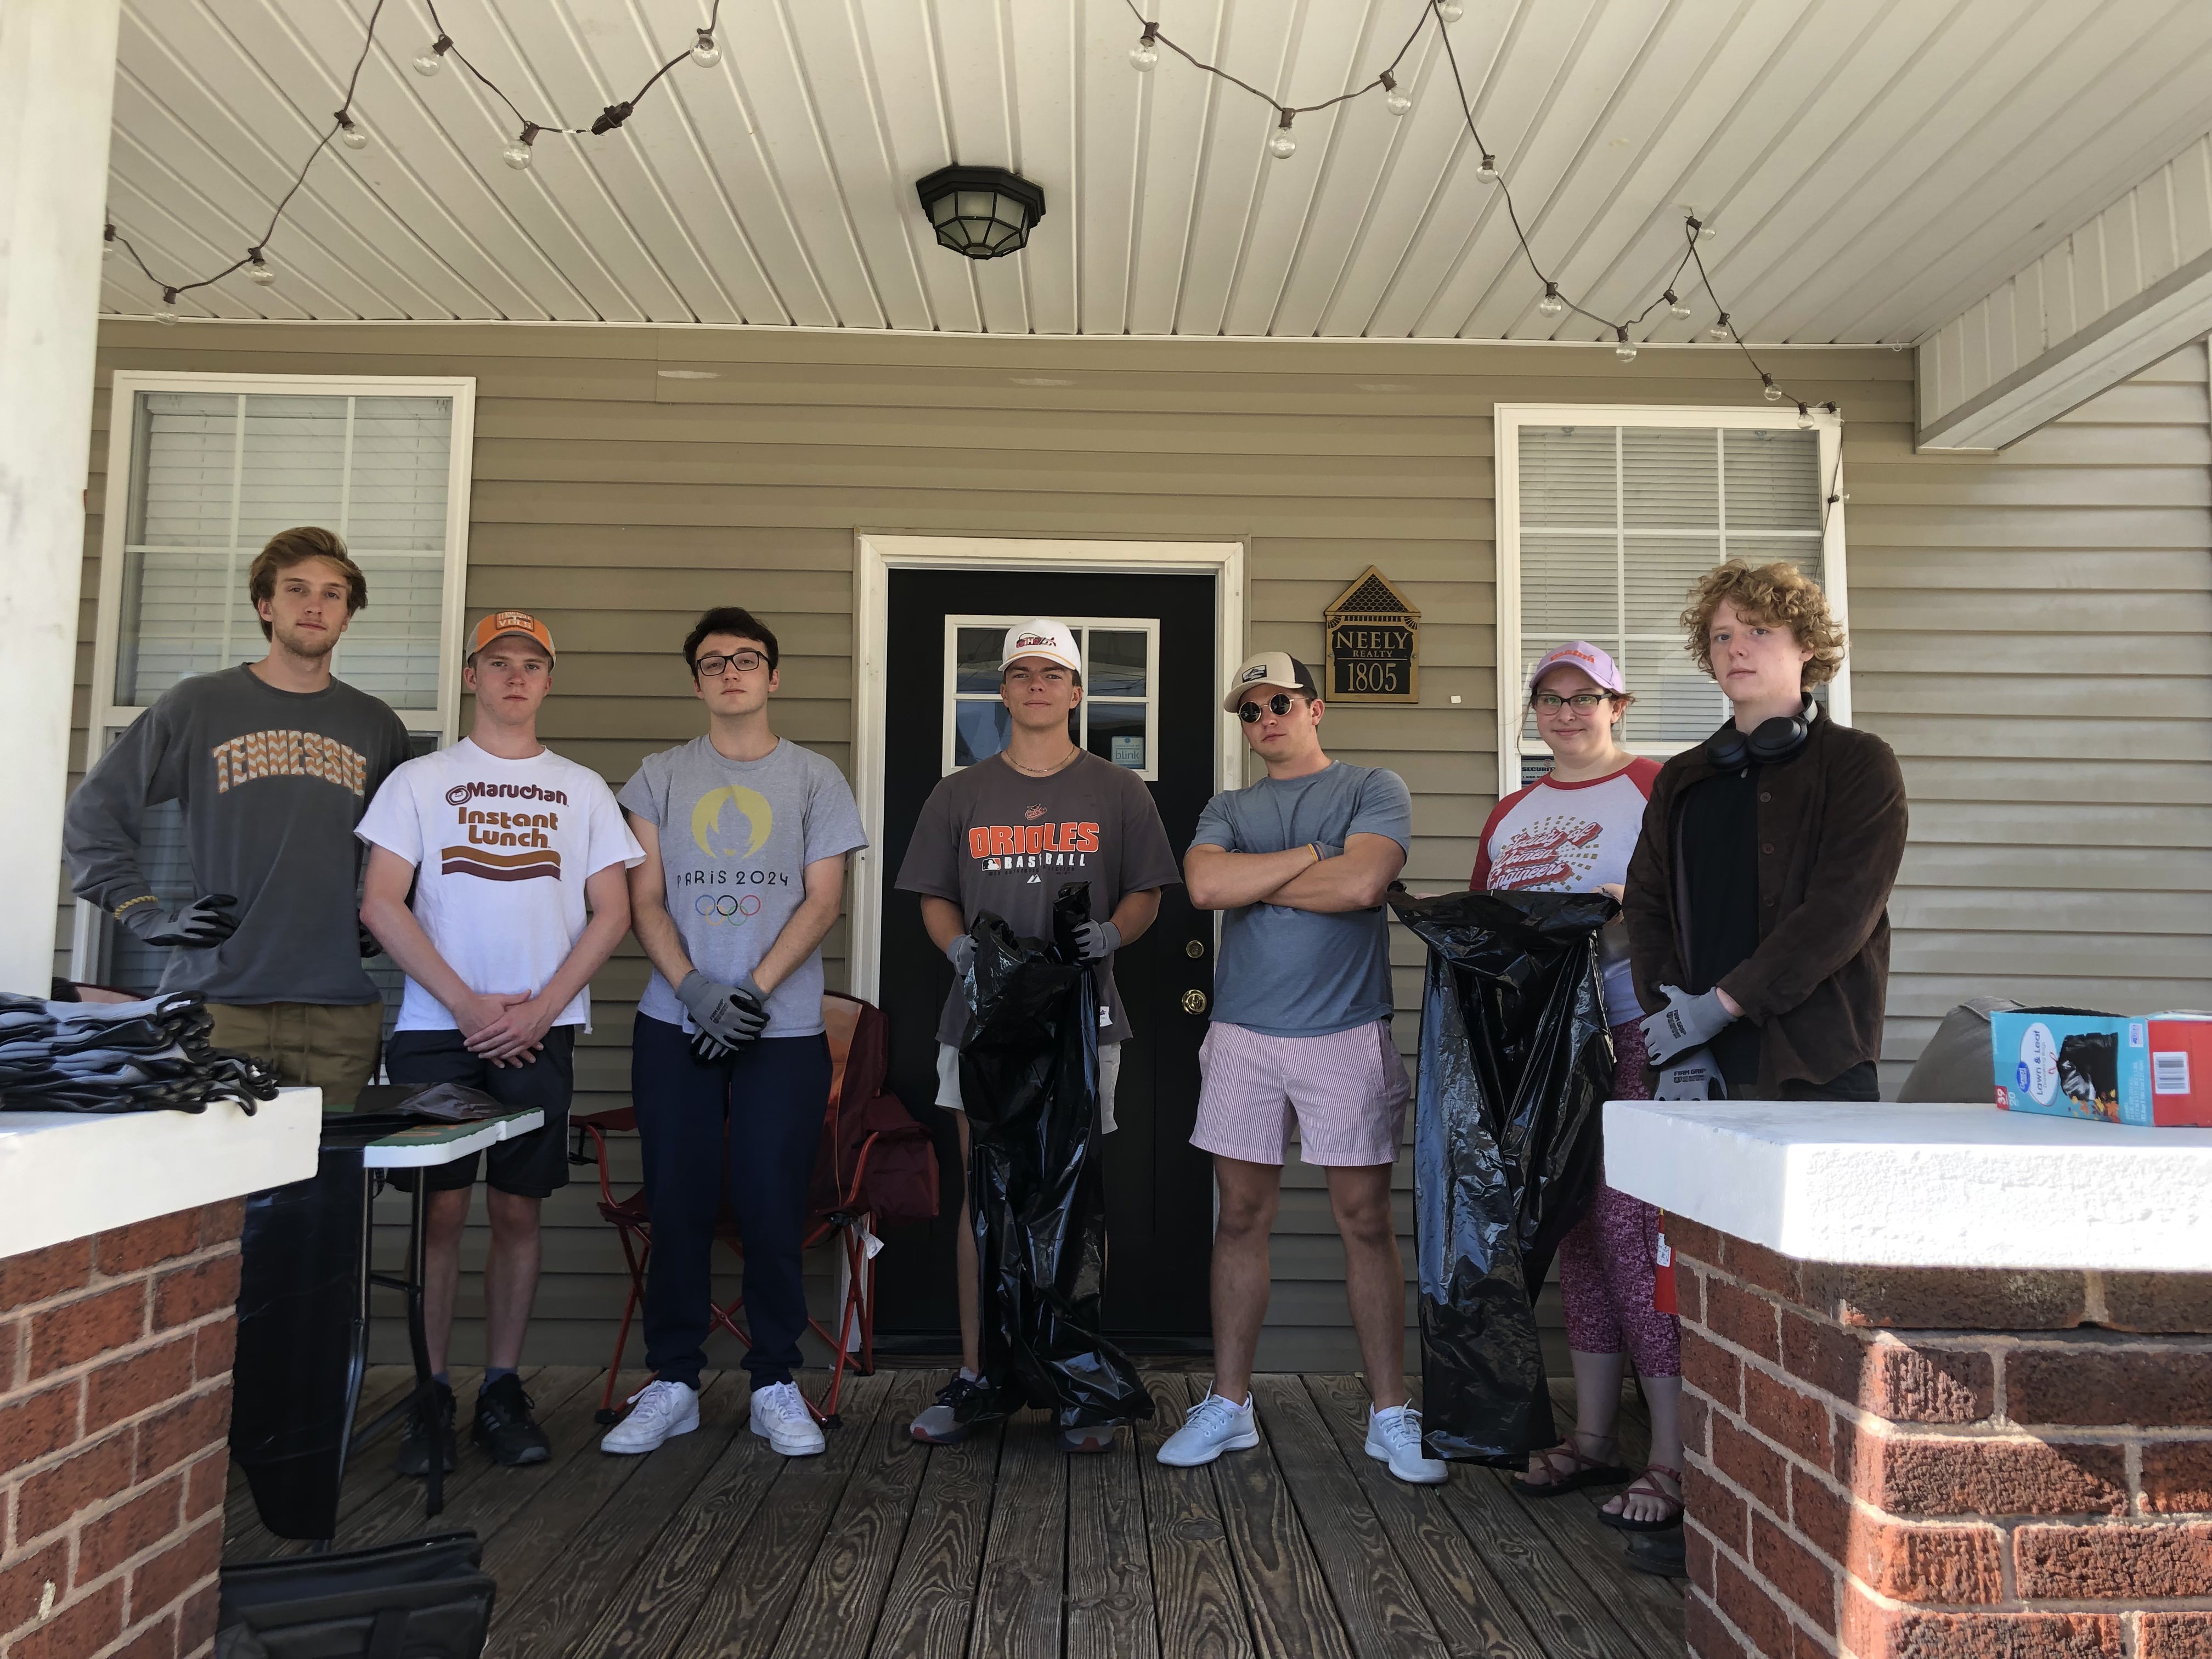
[
  {"x1": 79, "y1": 374, "x2": 474, "y2": 997},
  {"x1": 1496, "y1": 407, "x2": 1848, "y2": 794}
]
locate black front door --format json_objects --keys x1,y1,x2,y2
[{"x1": 874, "y1": 568, "x2": 1217, "y2": 1350}]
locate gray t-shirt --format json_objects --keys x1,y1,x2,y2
[
  {"x1": 1191, "y1": 762, "x2": 1414, "y2": 1038},
  {"x1": 895, "y1": 752, "x2": 1180, "y2": 1045},
  {"x1": 619, "y1": 737, "x2": 867, "y2": 1040},
  {"x1": 63, "y1": 664, "x2": 413, "y2": 1005}
]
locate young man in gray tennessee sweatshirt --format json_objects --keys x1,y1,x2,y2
[{"x1": 65, "y1": 526, "x2": 413, "y2": 1105}]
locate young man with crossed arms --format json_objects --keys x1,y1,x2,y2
[{"x1": 1161, "y1": 651, "x2": 1445, "y2": 1485}]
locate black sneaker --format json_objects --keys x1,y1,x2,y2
[
  {"x1": 392, "y1": 1381, "x2": 457, "y2": 1477},
  {"x1": 473, "y1": 1373, "x2": 551, "y2": 1466},
  {"x1": 909, "y1": 1374, "x2": 990, "y2": 1444}
]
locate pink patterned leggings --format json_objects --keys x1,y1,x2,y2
[{"x1": 1555, "y1": 1018, "x2": 1682, "y2": 1376}]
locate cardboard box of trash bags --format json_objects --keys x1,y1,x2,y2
[{"x1": 1992, "y1": 1011, "x2": 2212, "y2": 1126}]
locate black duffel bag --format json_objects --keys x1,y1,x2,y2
[{"x1": 216, "y1": 1531, "x2": 494, "y2": 1658}]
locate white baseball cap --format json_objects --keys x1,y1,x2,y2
[{"x1": 999, "y1": 618, "x2": 1082, "y2": 675}]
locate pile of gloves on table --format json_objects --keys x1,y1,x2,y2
[{"x1": 0, "y1": 992, "x2": 281, "y2": 1114}]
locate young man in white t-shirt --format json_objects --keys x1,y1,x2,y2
[{"x1": 358, "y1": 611, "x2": 642, "y2": 1475}]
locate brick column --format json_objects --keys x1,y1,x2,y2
[
  {"x1": 0, "y1": 1204, "x2": 244, "y2": 1659},
  {"x1": 1672, "y1": 1218, "x2": 2212, "y2": 1659}
]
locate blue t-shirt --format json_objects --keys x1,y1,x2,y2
[{"x1": 1190, "y1": 762, "x2": 1413, "y2": 1038}]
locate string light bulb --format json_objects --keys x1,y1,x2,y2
[
  {"x1": 1537, "y1": 282, "x2": 1564, "y2": 318},
  {"x1": 1381, "y1": 70, "x2": 1411, "y2": 115},
  {"x1": 503, "y1": 122, "x2": 540, "y2": 170},
  {"x1": 1708, "y1": 313, "x2": 1732, "y2": 342},
  {"x1": 1130, "y1": 23, "x2": 1159, "y2": 72},
  {"x1": 1666, "y1": 290, "x2": 1691, "y2": 320},
  {"x1": 158, "y1": 288, "x2": 179, "y2": 326},
  {"x1": 1436, "y1": 0, "x2": 1464, "y2": 19},
  {"x1": 1795, "y1": 402, "x2": 1815, "y2": 430},
  {"x1": 690, "y1": 30, "x2": 720, "y2": 67},
  {"x1": 1615, "y1": 327, "x2": 1638, "y2": 363},
  {"x1": 1476, "y1": 152, "x2": 1499, "y2": 183},
  {"x1": 1762, "y1": 374, "x2": 1783, "y2": 403},
  {"x1": 246, "y1": 249, "x2": 274, "y2": 286},
  {"x1": 413, "y1": 35, "x2": 451, "y2": 76},
  {"x1": 1268, "y1": 110, "x2": 1296, "y2": 161},
  {"x1": 336, "y1": 112, "x2": 368, "y2": 150}
]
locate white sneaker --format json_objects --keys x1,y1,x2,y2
[
  {"x1": 1155, "y1": 1392, "x2": 1260, "y2": 1467},
  {"x1": 599, "y1": 1379, "x2": 699, "y2": 1455},
  {"x1": 748, "y1": 1381, "x2": 826, "y2": 1457},
  {"x1": 1367, "y1": 1402, "x2": 1448, "y2": 1486}
]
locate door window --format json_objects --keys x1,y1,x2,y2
[{"x1": 943, "y1": 617, "x2": 1160, "y2": 780}]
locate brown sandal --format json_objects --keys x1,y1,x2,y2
[
  {"x1": 1514, "y1": 1437, "x2": 1633, "y2": 1498},
  {"x1": 1598, "y1": 1464, "x2": 1684, "y2": 1532}
]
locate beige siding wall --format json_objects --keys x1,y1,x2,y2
[{"x1": 64, "y1": 323, "x2": 2210, "y2": 1370}]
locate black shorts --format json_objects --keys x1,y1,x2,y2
[{"x1": 385, "y1": 1026, "x2": 576, "y2": 1198}]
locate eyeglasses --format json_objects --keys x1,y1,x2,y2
[
  {"x1": 1532, "y1": 692, "x2": 1614, "y2": 712},
  {"x1": 695, "y1": 650, "x2": 769, "y2": 678},
  {"x1": 1238, "y1": 692, "x2": 1306, "y2": 723}
]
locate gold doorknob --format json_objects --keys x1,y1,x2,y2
[{"x1": 1180, "y1": 989, "x2": 1209, "y2": 1015}]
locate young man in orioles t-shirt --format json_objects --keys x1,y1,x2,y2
[{"x1": 895, "y1": 618, "x2": 1179, "y2": 1453}]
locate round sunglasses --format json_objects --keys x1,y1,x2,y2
[{"x1": 1238, "y1": 692, "x2": 1308, "y2": 722}]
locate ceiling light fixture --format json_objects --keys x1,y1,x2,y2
[{"x1": 915, "y1": 165, "x2": 1047, "y2": 259}]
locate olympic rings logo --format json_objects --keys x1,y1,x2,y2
[{"x1": 693, "y1": 893, "x2": 763, "y2": 921}]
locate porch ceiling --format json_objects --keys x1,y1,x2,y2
[{"x1": 103, "y1": 0, "x2": 2212, "y2": 343}]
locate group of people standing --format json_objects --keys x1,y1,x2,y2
[{"x1": 64, "y1": 528, "x2": 1904, "y2": 1534}]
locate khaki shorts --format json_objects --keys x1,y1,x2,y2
[
  {"x1": 206, "y1": 1000, "x2": 385, "y2": 1109},
  {"x1": 936, "y1": 1040, "x2": 1123, "y2": 1135}
]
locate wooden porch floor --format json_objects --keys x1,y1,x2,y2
[{"x1": 223, "y1": 1364, "x2": 1684, "y2": 1659}]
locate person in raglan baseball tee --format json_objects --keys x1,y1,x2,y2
[
  {"x1": 357, "y1": 611, "x2": 642, "y2": 1478},
  {"x1": 895, "y1": 618, "x2": 1179, "y2": 1455},
  {"x1": 65, "y1": 527, "x2": 413, "y2": 1105},
  {"x1": 603, "y1": 606, "x2": 868, "y2": 1463}
]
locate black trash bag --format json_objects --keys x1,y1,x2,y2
[
  {"x1": 230, "y1": 1147, "x2": 370, "y2": 1540},
  {"x1": 1387, "y1": 885, "x2": 1615, "y2": 1465},
  {"x1": 216, "y1": 1531, "x2": 494, "y2": 1658},
  {"x1": 956, "y1": 882, "x2": 1153, "y2": 1431}
]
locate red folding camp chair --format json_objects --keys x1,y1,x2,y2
[{"x1": 574, "y1": 991, "x2": 939, "y2": 1425}]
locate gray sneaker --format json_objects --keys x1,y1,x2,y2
[{"x1": 909, "y1": 1373, "x2": 989, "y2": 1444}]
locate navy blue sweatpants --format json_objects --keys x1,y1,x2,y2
[{"x1": 631, "y1": 1014, "x2": 831, "y2": 1388}]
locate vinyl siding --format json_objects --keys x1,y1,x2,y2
[{"x1": 63, "y1": 323, "x2": 2210, "y2": 1373}]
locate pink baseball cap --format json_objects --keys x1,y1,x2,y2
[{"x1": 1527, "y1": 640, "x2": 1625, "y2": 696}]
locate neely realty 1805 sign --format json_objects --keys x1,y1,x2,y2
[{"x1": 1323, "y1": 567, "x2": 1420, "y2": 703}]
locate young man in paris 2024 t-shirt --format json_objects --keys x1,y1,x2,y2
[
  {"x1": 895, "y1": 618, "x2": 1179, "y2": 1455},
  {"x1": 358, "y1": 611, "x2": 642, "y2": 1476},
  {"x1": 65, "y1": 526, "x2": 413, "y2": 1105},
  {"x1": 607, "y1": 606, "x2": 868, "y2": 1462},
  {"x1": 1159, "y1": 651, "x2": 1447, "y2": 1487}
]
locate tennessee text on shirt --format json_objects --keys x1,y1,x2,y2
[{"x1": 211, "y1": 730, "x2": 369, "y2": 795}]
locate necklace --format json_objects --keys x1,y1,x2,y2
[{"x1": 1003, "y1": 746, "x2": 1081, "y2": 777}]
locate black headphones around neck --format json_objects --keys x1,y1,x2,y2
[{"x1": 1706, "y1": 695, "x2": 1815, "y2": 770}]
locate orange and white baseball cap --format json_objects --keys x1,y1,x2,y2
[
  {"x1": 999, "y1": 618, "x2": 1081, "y2": 675},
  {"x1": 469, "y1": 610, "x2": 556, "y2": 661}
]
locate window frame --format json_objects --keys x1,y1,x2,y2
[
  {"x1": 74, "y1": 370, "x2": 476, "y2": 980},
  {"x1": 1492, "y1": 403, "x2": 1850, "y2": 799},
  {"x1": 939, "y1": 614, "x2": 1163, "y2": 781}
]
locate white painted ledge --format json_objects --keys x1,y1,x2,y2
[
  {"x1": 0, "y1": 1087, "x2": 322, "y2": 1260},
  {"x1": 1605, "y1": 1099, "x2": 2212, "y2": 1273}
]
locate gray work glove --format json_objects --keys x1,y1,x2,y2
[
  {"x1": 117, "y1": 893, "x2": 238, "y2": 949},
  {"x1": 678, "y1": 970, "x2": 768, "y2": 1064},
  {"x1": 1639, "y1": 984, "x2": 1735, "y2": 1066},
  {"x1": 1654, "y1": 1047, "x2": 1728, "y2": 1102},
  {"x1": 1073, "y1": 919, "x2": 1121, "y2": 963},
  {"x1": 945, "y1": 935, "x2": 977, "y2": 977}
]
